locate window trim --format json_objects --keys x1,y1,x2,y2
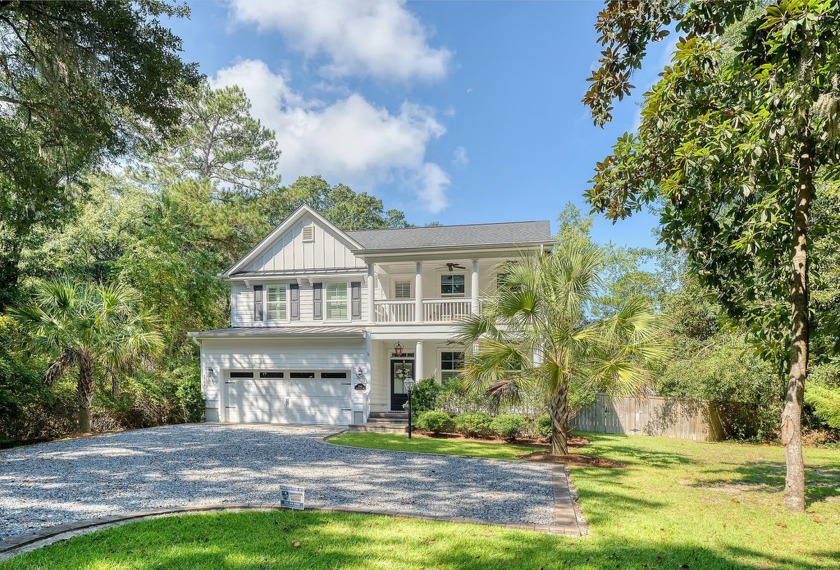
[
  {"x1": 265, "y1": 283, "x2": 289, "y2": 322},
  {"x1": 439, "y1": 349, "x2": 465, "y2": 383},
  {"x1": 440, "y1": 273, "x2": 466, "y2": 298},
  {"x1": 394, "y1": 280, "x2": 412, "y2": 299},
  {"x1": 324, "y1": 281, "x2": 351, "y2": 321}
]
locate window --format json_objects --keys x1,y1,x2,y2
[
  {"x1": 290, "y1": 372, "x2": 316, "y2": 379},
  {"x1": 440, "y1": 351, "x2": 465, "y2": 382},
  {"x1": 394, "y1": 280, "x2": 411, "y2": 299},
  {"x1": 321, "y1": 372, "x2": 348, "y2": 379},
  {"x1": 441, "y1": 274, "x2": 465, "y2": 297},
  {"x1": 325, "y1": 283, "x2": 348, "y2": 320},
  {"x1": 259, "y1": 371, "x2": 284, "y2": 379},
  {"x1": 302, "y1": 224, "x2": 314, "y2": 242},
  {"x1": 266, "y1": 285, "x2": 287, "y2": 320},
  {"x1": 230, "y1": 371, "x2": 254, "y2": 379},
  {"x1": 496, "y1": 272, "x2": 509, "y2": 289}
]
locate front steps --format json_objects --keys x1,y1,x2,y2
[{"x1": 348, "y1": 411, "x2": 409, "y2": 433}]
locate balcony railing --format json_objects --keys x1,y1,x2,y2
[{"x1": 374, "y1": 299, "x2": 473, "y2": 323}]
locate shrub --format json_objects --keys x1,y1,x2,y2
[
  {"x1": 454, "y1": 412, "x2": 493, "y2": 437},
  {"x1": 490, "y1": 414, "x2": 526, "y2": 441},
  {"x1": 805, "y1": 384, "x2": 840, "y2": 429},
  {"x1": 536, "y1": 414, "x2": 553, "y2": 438},
  {"x1": 405, "y1": 377, "x2": 441, "y2": 413},
  {"x1": 415, "y1": 411, "x2": 454, "y2": 434}
]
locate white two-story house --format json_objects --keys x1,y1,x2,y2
[{"x1": 189, "y1": 205, "x2": 552, "y2": 426}]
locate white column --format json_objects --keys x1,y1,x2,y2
[
  {"x1": 367, "y1": 264, "x2": 375, "y2": 323},
  {"x1": 415, "y1": 340, "x2": 424, "y2": 380},
  {"x1": 471, "y1": 259, "x2": 480, "y2": 315},
  {"x1": 415, "y1": 261, "x2": 423, "y2": 323}
]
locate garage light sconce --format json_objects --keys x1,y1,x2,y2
[
  {"x1": 354, "y1": 367, "x2": 366, "y2": 391},
  {"x1": 207, "y1": 367, "x2": 215, "y2": 381}
]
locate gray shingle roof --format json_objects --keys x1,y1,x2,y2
[
  {"x1": 189, "y1": 327, "x2": 366, "y2": 339},
  {"x1": 346, "y1": 220, "x2": 551, "y2": 251}
]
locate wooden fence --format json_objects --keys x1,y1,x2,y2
[{"x1": 570, "y1": 393, "x2": 724, "y2": 441}]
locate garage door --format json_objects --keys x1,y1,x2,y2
[{"x1": 225, "y1": 371, "x2": 352, "y2": 425}]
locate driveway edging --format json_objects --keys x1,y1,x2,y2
[{"x1": 0, "y1": 503, "x2": 583, "y2": 560}]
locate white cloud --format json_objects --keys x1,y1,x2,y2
[
  {"x1": 230, "y1": 0, "x2": 451, "y2": 82},
  {"x1": 212, "y1": 59, "x2": 451, "y2": 213},
  {"x1": 451, "y1": 146, "x2": 468, "y2": 167}
]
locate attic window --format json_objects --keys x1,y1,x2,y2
[{"x1": 302, "y1": 224, "x2": 315, "y2": 243}]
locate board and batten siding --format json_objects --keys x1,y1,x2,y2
[
  {"x1": 231, "y1": 281, "x2": 369, "y2": 326},
  {"x1": 201, "y1": 338, "x2": 370, "y2": 422},
  {"x1": 244, "y1": 214, "x2": 366, "y2": 274}
]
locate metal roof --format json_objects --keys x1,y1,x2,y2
[
  {"x1": 189, "y1": 326, "x2": 366, "y2": 339},
  {"x1": 346, "y1": 220, "x2": 551, "y2": 252}
]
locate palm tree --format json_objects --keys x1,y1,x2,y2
[
  {"x1": 457, "y1": 243, "x2": 665, "y2": 455},
  {"x1": 13, "y1": 279, "x2": 163, "y2": 432}
]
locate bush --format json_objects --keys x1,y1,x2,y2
[
  {"x1": 405, "y1": 377, "x2": 441, "y2": 413},
  {"x1": 454, "y1": 412, "x2": 493, "y2": 437},
  {"x1": 805, "y1": 384, "x2": 840, "y2": 429},
  {"x1": 536, "y1": 414, "x2": 553, "y2": 439},
  {"x1": 490, "y1": 414, "x2": 526, "y2": 441},
  {"x1": 415, "y1": 411, "x2": 454, "y2": 434}
]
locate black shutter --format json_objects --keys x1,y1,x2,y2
[
  {"x1": 290, "y1": 284, "x2": 300, "y2": 321},
  {"x1": 313, "y1": 283, "x2": 322, "y2": 320},
  {"x1": 253, "y1": 285, "x2": 264, "y2": 322},
  {"x1": 351, "y1": 281, "x2": 361, "y2": 319}
]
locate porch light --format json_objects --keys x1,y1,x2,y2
[
  {"x1": 393, "y1": 342, "x2": 403, "y2": 357},
  {"x1": 404, "y1": 375, "x2": 416, "y2": 439}
]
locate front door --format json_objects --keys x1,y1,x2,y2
[{"x1": 390, "y1": 359, "x2": 414, "y2": 411}]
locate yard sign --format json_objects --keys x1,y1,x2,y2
[{"x1": 280, "y1": 485, "x2": 305, "y2": 510}]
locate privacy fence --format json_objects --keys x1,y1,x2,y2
[{"x1": 571, "y1": 393, "x2": 724, "y2": 442}]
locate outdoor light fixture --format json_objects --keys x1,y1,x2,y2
[
  {"x1": 393, "y1": 342, "x2": 403, "y2": 357},
  {"x1": 404, "y1": 375, "x2": 416, "y2": 439}
]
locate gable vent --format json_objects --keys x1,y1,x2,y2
[{"x1": 302, "y1": 224, "x2": 315, "y2": 243}]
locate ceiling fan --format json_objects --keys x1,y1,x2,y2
[{"x1": 441, "y1": 262, "x2": 466, "y2": 272}]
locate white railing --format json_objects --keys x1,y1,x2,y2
[
  {"x1": 374, "y1": 300, "x2": 415, "y2": 323},
  {"x1": 373, "y1": 299, "x2": 473, "y2": 323}
]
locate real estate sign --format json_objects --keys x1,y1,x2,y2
[{"x1": 280, "y1": 485, "x2": 305, "y2": 510}]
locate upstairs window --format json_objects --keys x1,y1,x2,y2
[
  {"x1": 325, "y1": 283, "x2": 348, "y2": 320},
  {"x1": 266, "y1": 285, "x2": 287, "y2": 320},
  {"x1": 440, "y1": 351, "x2": 465, "y2": 382},
  {"x1": 394, "y1": 280, "x2": 411, "y2": 299},
  {"x1": 441, "y1": 274, "x2": 465, "y2": 297}
]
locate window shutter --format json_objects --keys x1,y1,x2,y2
[
  {"x1": 253, "y1": 285, "x2": 264, "y2": 322},
  {"x1": 313, "y1": 283, "x2": 322, "y2": 320},
  {"x1": 351, "y1": 281, "x2": 361, "y2": 319},
  {"x1": 290, "y1": 284, "x2": 300, "y2": 321}
]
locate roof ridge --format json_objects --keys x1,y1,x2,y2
[{"x1": 347, "y1": 219, "x2": 549, "y2": 234}]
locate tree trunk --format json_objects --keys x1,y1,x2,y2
[
  {"x1": 781, "y1": 138, "x2": 813, "y2": 513},
  {"x1": 549, "y1": 380, "x2": 569, "y2": 455},
  {"x1": 76, "y1": 350, "x2": 95, "y2": 433}
]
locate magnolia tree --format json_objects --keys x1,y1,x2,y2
[{"x1": 584, "y1": 1, "x2": 840, "y2": 511}]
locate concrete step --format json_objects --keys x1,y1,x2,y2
[
  {"x1": 366, "y1": 417, "x2": 408, "y2": 425},
  {"x1": 368, "y1": 412, "x2": 408, "y2": 419}
]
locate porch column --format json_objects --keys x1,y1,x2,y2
[
  {"x1": 367, "y1": 264, "x2": 375, "y2": 323},
  {"x1": 415, "y1": 261, "x2": 424, "y2": 323},
  {"x1": 415, "y1": 340, "x2": 424, "y2": 380},
  {"x1": 471, "y1": 259, "x2": 480, "y2": 315}
]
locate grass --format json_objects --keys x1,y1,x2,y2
[
  {"x1": 327, "y1": 431, "x2": 538, "y2": 460},
  {"x1": 2, "y1": 433, "x2": 838, "y2": 569}
]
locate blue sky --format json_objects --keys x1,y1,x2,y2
[{"x1": 167, "y1": 1, "x2": 675, "y2": 248}]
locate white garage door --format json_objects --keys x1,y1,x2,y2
[{"x1": 225, "y1": 371, "x2": 352, "y2": 425}]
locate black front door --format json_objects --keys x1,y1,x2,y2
[{"x1": 390, "y1": 359, "x2": 414, "y2": 411}]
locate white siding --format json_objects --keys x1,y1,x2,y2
[
  {"x1": 231, "y1": 281, "x2": 370, "y2": 326},
  {"x1": 201, "y1": 338, "x2": 369, "y2": 422},
  {"x1": 244, "y1": 214, "x2": 366, "y2": 274}
]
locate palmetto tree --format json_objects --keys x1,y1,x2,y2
[
  {"x1": 457, "y1": 243, "x2": 664, "y2": 455},
  {"x1": 14, "y1": 280, "x2": 163, "y2": 432}
]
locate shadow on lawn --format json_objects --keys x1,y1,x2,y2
[
  {"x1": 5, "y1": 511, "x2": 835, "y2": 570},
  {"x1": 693, "y1": 460, "x2": 840, "y2": 506}
]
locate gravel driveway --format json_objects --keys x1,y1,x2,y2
[{"x1": 0, "y1": 424, "x2": 555, "y2": 540}]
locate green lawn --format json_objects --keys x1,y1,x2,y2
[
  {"x1": 2, "y1": 433, "x2": 838, "y2": 569},
  {"x1": 328, "y1": 431, "x2": 539, "y2": 460}
]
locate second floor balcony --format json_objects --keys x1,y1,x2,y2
[{"x1": 373, "y1": 298, "x2": 475, "y2": 324}]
